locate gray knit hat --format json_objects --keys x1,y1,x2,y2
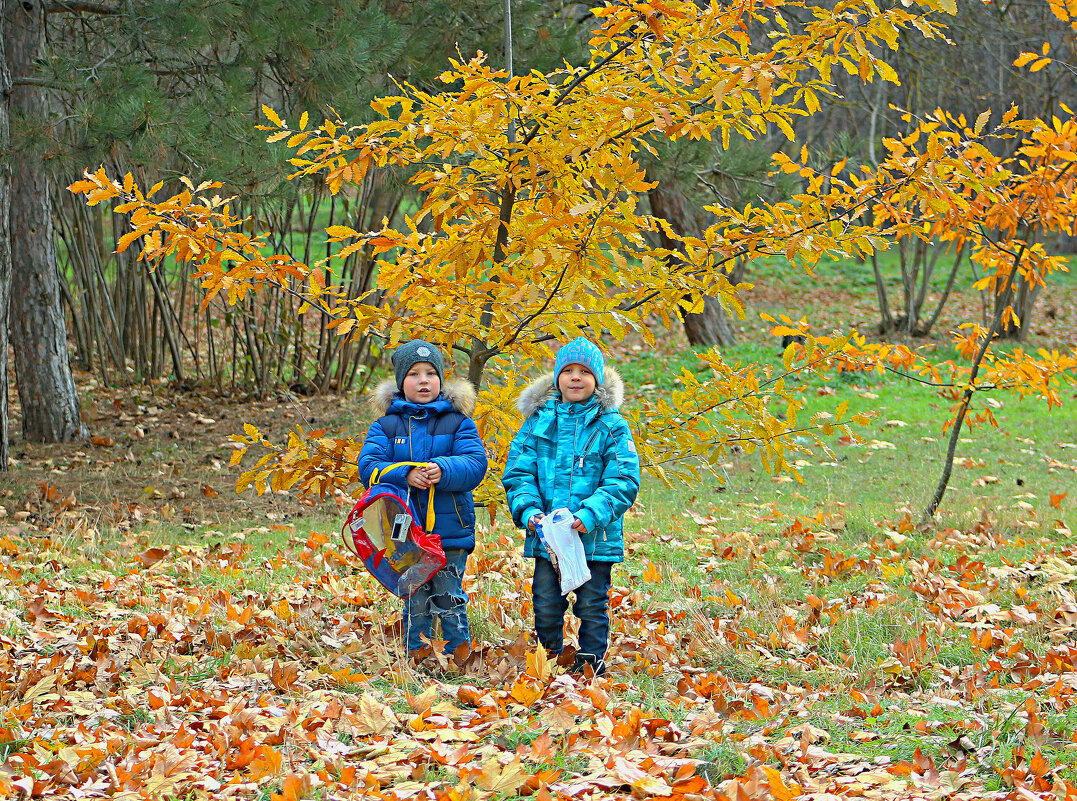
[{"x1": 391, "y1": 340, "x2": 444, "y2": 391}]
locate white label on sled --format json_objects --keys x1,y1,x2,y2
[{"x1": 351, "y1": 516, "x2": 365, "y2": 533}]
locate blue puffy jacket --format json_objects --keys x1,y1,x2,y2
[
  {"x1": 357, "y1": 379, "x2": 488, "y2": 551},
  {"x1": 502, "y1": 368, "x2": 640, "y2": 562}
]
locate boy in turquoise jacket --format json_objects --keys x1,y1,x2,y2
[{"x1": 502, "y1": 338, "x2": 641, "y2": 676}]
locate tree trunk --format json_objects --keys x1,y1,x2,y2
[
  {"x1": 648, "y1": 182, "x2": 737, "y2": 347},
  {"x1": 5, "y1": 0, "x2": 85, "y2": 442},
  {"x1": 0, "y1": 7, "x2": 11, "y2": 470},
  {"x1": 995, "y1": 269, "x2": 1040, "y2": 341},
  {"x1": 871, "y1": 250, "x2": 894, "y2": 334},
  {"x1": 920, "y1": 241, "x2": 965, "y2": 337}
]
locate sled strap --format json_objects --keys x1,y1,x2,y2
[{"x1": 368, "y1": 461, "x2": 436, "y2": 531}]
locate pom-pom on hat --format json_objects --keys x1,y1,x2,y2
[
  {"x1": 392, "y1": 340, "x2": 444, "y2": 391},
  {"x1": 554, "y1": 337, "x2": 605, "y2": 387}
]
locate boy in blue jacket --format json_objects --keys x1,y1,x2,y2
[
  {"x1": 357, "y1": 340, "x2": 488, "y2": 658},
  {"x1": 502, "y1": 338, "x2": 641, "y2": 676}
]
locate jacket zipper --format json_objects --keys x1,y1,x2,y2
[
  {"x1": 579, "y1": 431, "x2": 599, "y2": 466},
  {"x1": 580, "y1": 429, "x2": 607, "y2": 543},
  {"x1": 567, "y1": 418, "x2": 579, "y2": 501},
  {"x1": 408, "y1": 415, "x2": 421, "y2": 519},
  {"x1": 569, "y1": 423, "x2": 609, "y2": 544}
]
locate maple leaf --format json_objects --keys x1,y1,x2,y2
[
  {"x1": 354, "y1": 694, "x2": 398, "y2": 736},
  {"x1": 248, "y1": 745, "x2": 283, "y2": 780},
  {"x1": 642, "y1": 561, "x2": 662, "y2": 583},
  {"x1": 406, "y1": 685, "x2": 438, "y2": 714},
  {"x1": 476, "y1": 756, "x2": 528, "y2": 794},
  {"x1": 611, "y1": 756, "x2": 673, "y2": 796},
  {"x1": 508, "y1": 677, "x2": 545, "y2": 706},
  {"x1": 271, "y1": 774, "x2": 314, "y2": 801},
  {"x1": 526, "y1": 646, "x2": 552, "y2": 681}
]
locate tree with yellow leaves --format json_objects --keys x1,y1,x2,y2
[{"x1": 70, "y1": 0, "x2": 1075, "y2": 519}]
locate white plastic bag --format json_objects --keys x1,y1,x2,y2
[{"x1": 537, "y1": 508, "x2": 591, "y2": 594}]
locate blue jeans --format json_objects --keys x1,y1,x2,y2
[
  {"x1": 405, "y1": 547, "x2": 470, "y2": 653},
  {"x1": 531, "y1": 557, "x2": 613, "y2": 661}
]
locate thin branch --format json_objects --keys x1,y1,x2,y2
[
  {"x1": 11, "y1": 76, "x2": 60, "y2": 88},
  {"x1": 520, "y1": 37, "x2": 638, "y2": 147},
  {"x1": 45, "y1": 1, "x2": 121, "y2": 14}
]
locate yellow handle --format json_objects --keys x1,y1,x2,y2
[{"x1": 369, "y1": 461, "x2": 435, "y2": 532}]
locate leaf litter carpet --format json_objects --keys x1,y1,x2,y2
[{"x1": 4, "y1": 506, "x2": 1077, "y2": 801}]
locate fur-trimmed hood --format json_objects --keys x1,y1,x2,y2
[
  {"x1": 368, "y1": 378, "x2": 477, "y2": 417},
  {"x1": 516, "y1": 367, "x2": 625, "y2": 419}
]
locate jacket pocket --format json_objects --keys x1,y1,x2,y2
[{"x1": 452, "y1": 494, "x2": 474, "y2": 528}]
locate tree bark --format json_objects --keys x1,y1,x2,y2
[
  {"x1": 871, "y1": 250, "x2": 894, "y2": 334},
  {"x1": 0, "y1": 6, "x2": 11, "y2": 469},
  {"x1": 921, "y1": 244, "x2": 1023, "y2": 525},
  {"x1": 648, "y1": 182, "x2": 737, "y2": 347},
  {"x1": 5, "y1": 0, "x2": 86, "y2": 442}
]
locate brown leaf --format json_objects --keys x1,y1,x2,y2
[
  {"x1": 270, "y1": 659, "x2": 300, "y2": 692},
  {"x1": 135, "y1": 547, "x2": 168, "y2": 568},
  {"x1": 406, "y1": 686, "x2": 437, "y2": 714},
  {"x1": 476, "y1": 756, "x2": 527, "y2": 794},
  {"x1": 611, "y1": 756, "x2": 672, "y2": 796},
  {"x1": 526, "y1": 646, "x2": 552, "y2": 681},
  {"x1": 354, "y1": 694, "x2": 397, "y2": 736},
  {"x1": 789, "y1": 722, "x2": 831, "y2": 745}
]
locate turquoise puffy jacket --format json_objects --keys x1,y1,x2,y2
[{"x1": 502, "y1": 369, "x2": 641, "y2": 563}]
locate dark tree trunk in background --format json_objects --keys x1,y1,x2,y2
[
  {"x1": 648, "y1": 182, "x2": 739, "y2": 347},
  {"x1": 0, "y1": 6, "x2": 11, "y2": 470},
  {"x1": 5, "y1": 0, "x2": 86, "y2": 442}
]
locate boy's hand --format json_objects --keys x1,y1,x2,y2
[
  {"x1": 572, "y1": 517, "x2": 588, "y2": 534},
  {"x1": 424, "y1": 462, "x2": 442, "y2": 485},
  {"x1": 528, "y1": 514, "x2": 545, "y2": 531},
  {"x1": 407, "y1": 467, "x2": 430, "y2": 489}
]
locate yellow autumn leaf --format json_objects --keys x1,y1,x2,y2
[{"x1": 261, "y1": 104, "x2": 283, "y2": 127}]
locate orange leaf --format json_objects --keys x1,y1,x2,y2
[
  {"x1": 764, "y1": 766, "x2": 797, "y2": 801},
  {"x1": 249, "y1": 745, "x2": 283, "y2": 780},
  {"x1": 645, "y1": 12, "x2": 664, "y2": 39},
  {"x1": 1050, "y1": 491, "x2": 1067, "y2": 509},
  {"x1": 642, "y1": 561, "x2": 662, "y2": 583},
  {"x1": 509, "y1": 677, "x2": 545, "y2": 705},
  {"x1": 271, "y1": 774, "x2": 312, "y2": 801}
]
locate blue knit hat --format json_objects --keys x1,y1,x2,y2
[
  {"x1": 554, "y1": 337, "x2": 605, "y2": 386},
  {"x1": 392, "y1": 340, "x2": 444, "y2": 391}
]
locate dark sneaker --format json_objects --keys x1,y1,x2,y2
[{"x1": 570, "y1": 652, "x2": 606, "y2": 677}]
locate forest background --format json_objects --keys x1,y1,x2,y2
[{"x1": 2, "y1": 0, "x2": 1077, "y2": 799}]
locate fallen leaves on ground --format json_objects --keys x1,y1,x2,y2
[{"x1": 2, "y1": 495, "x2": 1077, "y2": 801}]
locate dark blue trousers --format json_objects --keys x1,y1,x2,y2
[{"x1": 531, "y1": 557, "x2": 613, "y2": 662}]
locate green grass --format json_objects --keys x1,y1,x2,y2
[
  {"x1": 18, "y1": 244, "x2": 1071, "y2": 796},
  {"x1": 697, "y1": 741, "x2": 748, "y2": 783}
]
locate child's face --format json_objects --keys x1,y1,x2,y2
[
  {"x1": 557, "y1": 364, "x2": 597, "y2": 404},
  {"x1": 402, "y1": 362, "x2": 441, "y2": 404}
]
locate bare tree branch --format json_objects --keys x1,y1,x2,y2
[{"x1": 44, "y1": 1, "x2": 121, "y2": 14}]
